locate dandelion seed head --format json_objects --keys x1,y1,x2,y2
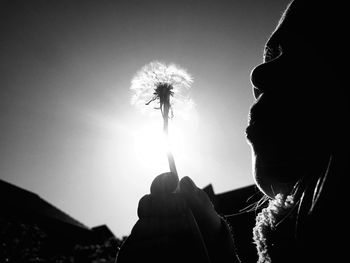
[{"x1": 130, "y1": 61, "x2": 194, "y2": 118}]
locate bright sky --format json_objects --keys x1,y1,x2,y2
[{"x1": 0, "y1": 0, "x2": 291, "y2": 237}]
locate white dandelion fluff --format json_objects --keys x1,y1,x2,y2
[
  {"x1": 130, "y1": 61, "x2": 194, "y2": 181},
  {"x1": 130, "y1": 61, "x2": 194, "y2": 118}
]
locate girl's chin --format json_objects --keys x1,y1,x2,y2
[
  {"x1": 255, "y1": 176, "x2": 295, "y2": 198},
  {"x1": 253, "y1": 158, "x2": 301, "y2": 198}
]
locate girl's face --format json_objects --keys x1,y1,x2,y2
[{"x1": 246, "y1": 1, "x2": 341, "y2": 197}]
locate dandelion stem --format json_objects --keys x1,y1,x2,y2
[{"x1": 162, "y1": 101, "x2": 178, "y2": 180}]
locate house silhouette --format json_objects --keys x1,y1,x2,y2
[{"x1": 0, "y1": 179, "x2": 116, "y2": 254}]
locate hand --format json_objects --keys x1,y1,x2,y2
[
  {"x1": 148, "y1": 172, "x2": 222, "y2": 241},
  {"x1": 178, "y1": 176, "x2": 222, "y2": 240},
  {"x1": 116, "y1": 173, "x2": 236, "y2": 263},
  {"x1": 178, "y1": 176, "x2": 237, "y2": 262}
]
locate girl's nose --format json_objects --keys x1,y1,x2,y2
[{"x1": 250, "y1": 57, "x2": 285, "y2": 100}]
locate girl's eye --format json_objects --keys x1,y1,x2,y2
[{"x1": 263, "y1": 45, "x2": 283, "y2": 63}]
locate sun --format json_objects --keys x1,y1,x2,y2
[{"x1": 132, "y1": 121, "x2": 185, "y2": 172}]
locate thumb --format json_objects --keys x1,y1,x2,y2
[{"x1": 150, "y1": 172, "x2": 179, "y2": 195}]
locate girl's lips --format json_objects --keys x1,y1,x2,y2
[
  {"x1": 246, "y1": 95, "x2": 264, "y2": 141},
  {"x1": 245, "y1": 123, "x2": 254, "y2": 138},
  {"x1": 245, "y1": 121, "x2": 261, "y2": 144},
  {"x1": 246, "y1": 93, "x2": 281, "y2": 142},
  {"x1": 248, "y1": 92, "x2": 265, "y2": 121}
]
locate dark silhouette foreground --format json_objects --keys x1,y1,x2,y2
[{"x1": 117, "y1": 0, "x2": 347, "y2": 262}]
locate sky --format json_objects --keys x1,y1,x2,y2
[{"x1": 0, "y1": 0, "x2": 291, "y2": 237}]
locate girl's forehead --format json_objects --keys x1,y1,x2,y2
[
  {"x1": 265, "y1": 3, "x2": 306, "y2": 49},
  {"x1": 264, "y1": 2, "x2": 294, "y2": 48}
]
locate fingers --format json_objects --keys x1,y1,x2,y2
[
  {"x1": 117, "y1": 235, "x2": 181, "y2": 263},
  {"x1": 150, "y1": 172, "x2": 179, "y2": 195},
  {"x1": 179, "y1": 176, "x2": 222, "y2": 237},
  {"x1": 117, "y1": 229, "x2": 210, "y2": 263},
  {"x1": 131, "y1": 216, "x2": 191, "y2": 240},
  {"x1": 118, "y1": 175, "x2": 216, "y2": 263},
  {"x1": 137, "y1": 193, "x2": 186, "y2": 218},
  {"x1": 120, "y1": 210, "x2": 211, "y2": 263},
  {"x1": 179, "y1": 176, "x2": 214, "y2": 212}
]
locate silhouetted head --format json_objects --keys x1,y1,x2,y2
[{"x1": 247, "y1": 0, "x2": 346, "y2": 198}]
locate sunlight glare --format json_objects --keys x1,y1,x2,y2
[{"x1": 132, "y1": 122, "x2": 186, "y2": 172}]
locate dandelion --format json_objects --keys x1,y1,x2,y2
[
  {"x1": 130, "y1": 61, "x2": 194, "y2": 116},
  {"x1": 130, "y1": 61, "x2": 194, "y2": 180}
]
